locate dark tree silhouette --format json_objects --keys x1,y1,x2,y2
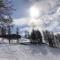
[
  {"x1": 43, "y1": 30, "x2": 56, "y2": 47},
  {"x1": 16, "y1": 26, "x2": 20, "y2": 43},
  {"x1": 30, "y1": 29, "x2": 42, "y2": 44},
  {"x1": 30, "y1": 29, "x2": 36, "y2": 44},
  {"x1": 35, "y1": 30, "x2": 42, "y2": 44}
]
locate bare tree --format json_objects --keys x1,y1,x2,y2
[
  {"x1": 0, "y1": 0, "x2": 14, "y2": 44},
  {"x1": 16, "y1": 26, "x2": 19, "y2": 35},
  {"x1": 0, "y1": 0, "x2": 14, "y2": 35},
  {"x1": 16, "y1": 26, "x2": 20, "y2": 43}
]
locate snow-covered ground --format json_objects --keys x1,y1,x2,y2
[{"x1": 0, "y1": 38, "x2": 60, "y2": 60}]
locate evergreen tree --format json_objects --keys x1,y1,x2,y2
[
  {"x1": 30, "y1": 29, "x2": 36, "y2": 44},
  {"x1": 30, "y1": 29, "x2": 42, "y2": 44},
  {"x1": 36, "y1": 30, "x2": 42, "y2": 44}
]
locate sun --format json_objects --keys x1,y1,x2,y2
[{"x1": 29, "y1": 6, "x2": 40, "y2": 18}]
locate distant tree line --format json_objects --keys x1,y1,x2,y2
[
  {"x1": 42, "y1": 30, "x2": 60, "y2": 48},
  {"x1": 25, "y1": 29, "x2": 60, "y2": 48},
  {"x1": 26, "y1": 29, "x2": 42, "y2": 44}
]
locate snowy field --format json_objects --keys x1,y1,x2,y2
[{"x1": 0, "y1": 38, "x2": 60, "y2": 60}]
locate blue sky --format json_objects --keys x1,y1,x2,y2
[
  {"x1": 12, "y1": 0, "x2": 60, "y2": 35},
  {"x1": 11, "y1": 0, "x2": 31, "y2": 35},
  {"x1": 12, "y1": 0, "x2": 30, "y2": 19}
]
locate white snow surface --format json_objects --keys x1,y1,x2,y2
[{"x1": 0, "y1": 39, "x2": 60, "y2": 60}]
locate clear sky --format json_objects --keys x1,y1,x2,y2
[
  {"x1": 12, "y1": 0, "x2": 60, "y2": 35},
  {"x1": 12, "y1": 0, "x2": 30, "y2": 19}
]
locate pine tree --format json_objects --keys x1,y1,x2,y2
[
  {"x1": 30, "y1": 29, "x2": 42, "y2": 44},
  {"x1": 36, "y1": 30, "x2": 42, "y2": 44},
  {"x1": 30, "y1": 29, "x2": 36, "y2": 44}
]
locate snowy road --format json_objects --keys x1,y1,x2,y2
[{"x1": 0, "y1": 44, "x2": 59, "y2": 60}]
